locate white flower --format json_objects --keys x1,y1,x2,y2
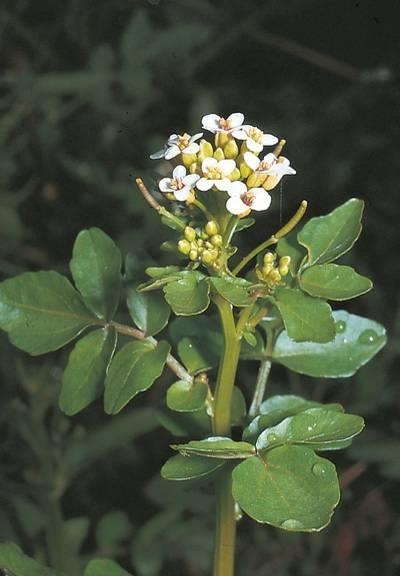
[
  {"x1": 150, "y1": 132, "x2": 203, "y2": 160},
  {"x1": 244, "y1": 152, "x2": 296, "y2": 176},
  {"x1": 196, "y1": 157, "x2": 236, "y2": 191},
  {"x1": 226, "y1": 181, "x2": 271, "y2": 215},
  {"x1": 158, "y1": 165, "x2": 200, "y2": 201},
  {"x1": 233, "y1": 125, "x2": 278, "y2": 153},
  {"x1": 202, "y1": 113, "x2": 245, "y2": 134}
]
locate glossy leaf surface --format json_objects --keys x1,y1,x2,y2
[
  {"x1": 161, "y1": 454, "x2": 225, "y2": 480},
  {"x1": 166, "y1": 379, "x2": 209, "y2": 412},
  {"x1": 298, "y1": 198, "x2": 364, "y2": 266},
  {"x1": 177, "y1": 337, "x2": 215, "y2": 373},
  {"x1": 84, "y1": 558, "x2": 132, "y2": 576},
  {"x1": 0, "y1": 271, "x2": 95, "y2": 355},
  {"x1": 275, "y1": 287, "x2": 335, "y2": 343},
  {"x1": 172, "y1": 437, "x2": 256, "y2": 459},
  {"x1": 70, "y1": 228, "x2": 122, "y2": 319},
  {"x1": 232, "y1": 446, "x2": 340, "y2": 531},
  {"x1": 104, "y1": 340, "x2": 170, "y2": 414},
  {"x1": 163, "y1": 271, "x2": 210, "y2": 315},
  {"x1": 300, "y1": 264, "x2": 372, "y2": 301},
  {"x1": 273, "y1": 310, "x2": 386, "y2": 377},
  {"x1": 210, "y1": 277, "x2": 254, "y2": 307},
  {"x1": 0, "y1": 543, "x2": 56, "y2": 576},
  {"x1": 127, "y1": 287, "x2": 170, "y2": 336},
  {"x1": 60, "y1": 327, "x2": 117, "y2": 415}
]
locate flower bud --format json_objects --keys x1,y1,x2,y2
[
  {"x1": 230, "y1": 167, "x2": 241, "y2": 181},
  {"x1": 205, "y1": 220, "x2": 219, "y2": 236},
  {"x1": 262, "y1": 263, "x2": 273, "y2": 276},
  {"x1": 166, "y1": 192, "x2": 175, "y2": 201},
  {"x1": 239, "y1": 161, "x2": 251, "y2": 179},
  {"x1": 263, "y1": 252, "x2": 275, "y2": 264},
  {"x1": 201, "y1": 250, "x2": 216, "y2": 265},
  {"x1": 279, "y1": 264, "x2": 289, "y2": 276},
  {"x1": 178, "y1": 239, "x2": 191, "y2": 255},
  {"x1": 215, "y1": 132, "x2": 230, "y2": 148},
  {"x1": 213, "y1": 147, "x2": 225, "y2": 161},
  {"x1": 182, "y1": 153, "x2": 197, "y2": 167},
  {"x1": 189, "y1": 249, "x2": 198, "y2": 261},
  {"x1": 247, "y1": 173, "x2": 267, "y2": 188},
  {"x1": 268, "y1": 269, "x2": 281, "y2": 283},
  {"x1": 184, "y1": 226, "x2": 197, "y2": 242},
  {"x1": 189, "y1": 162, "x2": 198, "y2": 174},
  {"x1": 224, "y1": 138, "x2": 239, "y2": 159},
  {"x1": 197, "y1": 139, "x2": 214, "y2": 162},
  {"x1": 263, "y1": 174, "x2": 280, "y2": 191},
  {"x1": 279, "y1": 256, "x2": 291, "y2": 266},
  {"x1": 211, "y1": 234, "x2": 223, "y2": 248}
]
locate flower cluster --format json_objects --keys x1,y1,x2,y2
[
  {"x1": 177, "y1": 221, "x2": 223, "y2": 269},
  {"x1": 151, "y1": 113, "x2": 295, "y2": 217},
  {"x1": 256, "y1": 252, "x2": 291, "y2": 289}
]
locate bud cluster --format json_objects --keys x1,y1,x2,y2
[
  {"x1": 256, "y1": 251, "x2": 291, "y2": 289},
  {"x1": 177, "y1": 221, "x2": 223, "y2": 269}
]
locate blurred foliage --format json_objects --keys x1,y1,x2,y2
[{"x1": 0, "y1": 0, "x2": 399, "y2": 574}]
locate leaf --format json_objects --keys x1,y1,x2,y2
[
  {"x1": 127, "y1": 287, "x2": 170, "y2": 336},
  {"x1": 276, "y1": 230, "x2": 307, "y2": 275},
  {"x1": 169, "y1": 316, "x2": 222, "y2": 367},
  {"x1": 243, "y1": 395, "x2": 343, "y2": 443},
  {"x1": 231, "y1": 386, "x2": 247, "y2": 425},
  {"x1": 177, "y1": 337, "x2": 215, "y2": 374},
  {"x1": 209, "y1": 277, "x2": 254, "y2": 307},
  {"x1": 0, "y1": 271, "x2": 95, "y2": 355},
  {"x1": 235, "y1": 217, "x2": 255, "y2": 232},
  {"x1": 232, "y1": 445, "x2": 340, "y2": 531},
  {"x1": 84, "y1": 558, "x2": 132, "y2": 576},
  {"x1": 240, "y1": 329, "x2": 265, "y2": 360},
  {"x1": 299, "y1": 264, "x2": 372, "y2": 301},
  {"x1": 172, "y1": 437, "x2": 256, "y2": 459},
  {"x1": 164, "y1": 271, "x2": 210, "y2": 316},
  {"x1": 298, "y1": 198, "x2": 364, "y2": 266},
  {"x1": 161, "y1": 454, "x2": 225, "y2": 481},
  {"x1": 95, "y1": 510, "x2": 131, "y2": 554},
  {"x1": 70, "y1": 228, "x2": 122, "y2": 320},
  {"x1": 256, "y1": 408, "x2": 364, "y2": 452},
  {"x1": 60, "y1": 327, "x2": 117, "y2": 416},
  {"x1": 0, "y1": 543, "x2": 56, "y2": 576},
  {"x1": 146, "y1": 266, "x2": 181, "y2": 278},
  {"x1": 273, "y1": 310, "x2": 387, "y2": 377},
  {"x1": 104, "y1": 340, "x2": 170, "y2": 414},
  {"x1": 166, "y1": 380, "x2": 209, "y2": 412},
  {"x1": 275, "y1": 287, "x2": 335, "y2": 343}
]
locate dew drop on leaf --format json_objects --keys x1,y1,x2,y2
[
  {"x1": 358, "y1": 329, "x2": 378, "y2": 344},
  {"x1": 281, "y1": 518, "x2": 304, "y2": 530},
  {"x1": 312, "y1": 462, "x2": 326, "y2": 477},
  {"x1": 335, "y1": 320, "x2": 346, "y2": 333},
  {"x1": 267, "y1": 433, "x2": 278, "y2": 443}
]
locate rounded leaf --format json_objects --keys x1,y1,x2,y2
[
  {"x1": 299, "y1": 264, "x2": 372, "y2": 301},
  {"x1": 166, "y1": 380, "x2": 209, "y2": 412},
  {"x1": 127, "y1": 288, "x2": 170, "y2": 336},
  {"x1": 161, "y1": 454, "x2": 225, "y2": 481}
]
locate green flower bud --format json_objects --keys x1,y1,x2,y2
[
  {"x1": 201, "y1": 250, "x2": 216, "y2": 265},
  {"x1": 268, "y1": 269, "x2": 281, "y2": 284},
  {"x1": 178, "y1": 239, "x2": 191, "y2": 255},
  {"x1": 184, "y1": 226, "x2": 196, "y2": 242},
  {"x1": 262, "y1": 263, "x2": 273, "y2": 276},
  {"x1": 215, "y1": 132, "x2": 229, "y2": 148},
  {"x1": 189, "y1": 249, "x2": 198, "y2": 261},
  {"x1": 224, "y1": 138, "x2": 239, "y2": 159},
  {"x1": 279, "y1": 256, "x2": 291, "y2": 266},
  {"x1": 279, "y1": 264, "x2": 289, "y2": 276},
  {"x1": 211, "y1": 234, "x2": 223, "y2": 248},
  {"x1": 182, "y1": 153, "x2": 197, "y2": 167},
  {"x1": 247, "y1": 173, "x2": 267, "y2": 188},
  {"x1": 213, "y1": 147, "x2": 225, "y2": 161},
  {"x1": 263, "y1": 251, "x2": 275, "y2": 264},
  {"x1": 205, "y1": 220, "x2": 219, "y2": 236},
  {"x1": 198, "y1": 139, "x2": 214, "y2": 162},
  {"x1": 189, "y1": 162, "x2": 198, "y2": 174},
  {"x1": 240, "y1": 161, "x2": 251, "y2": 179},
  {"x1": 230, "y1": 167, "x2": 241, "y2": 181}
]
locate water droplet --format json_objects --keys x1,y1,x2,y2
[
  {"x1": 312, "y1": 463, "x2": 326, "y2": 477},
  {"x1": 358, "y1": 329, "x2": 378, "y2": 345},
  {"x1": 281, "y1": 518, "x2": 304, "y2": 530},
  {"x1": 335, "y1": 320, "x2": 346, "y2": 333},
  {"x1": 267, "y1": 433, "x2": 278, "y2": 444},
  {"x1": 307, "y1": 426, "x2": 313, "y2": 431}
]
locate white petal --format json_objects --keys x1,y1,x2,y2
[
  {"x1": 167, "y1": 134, "x2": 178, "y2": 144},
  {"x1": 250, "y1": 189, "x2": 272, "y2": 211},
  {"x1": 226, "y1": 196, "x2": 249, "y2": 215},
  {"x1": 183, "y1": 174, "x2": 200, "y2": 187},
  {"x1": 246, "y1": 138, "x2": 263, "y2": 153},
  {"x1": 184, "y1": 143, "x2": 200, "y2": 154},
  {"x1": 196, "y1": 178, "x2": 214, "y2": 191},
  {"x1": 150, "y1": 149, "x2": 166, "y2": 160},
  {"x1": 263, "y1": 153, "x2": 277, "y2": 165},
  {"x1": 190, "y1": 132, "x2": 203, "y2": 143},
  {"x1": 165, "y1": 145, "x2": 181, "y2": 160},
  {"x1": 262, "y1": 134, "x2": 279, "y2": 146},
  {"x1": 174, "y1": 187, "x2": 191, "y2": 201},
  {"x1": 244, "y1": 152, "x2": 260, "y2": 171},
  {"x1": 173, "y1": 165, "x2": 186, "y2": 179},
  {"x1": 218, "y1": 159, "x2": 236, "y2": 176},
  {"x1": 202, "y1": 114, "x2": 221, "y2": 132},
  {"x1": 159, "y1": 178, "x2": 172, "y2": 193},
  {"x1": 231, "y1": 129, "x2": 247, "y2": 140},
  {"x1": 202, "y1": 157, "x2": 218, "y2": 172},
  {"x1": 215, "y1": 178, "x2": 231, "y2": 191},
  {"x1": 227, "y1": 181, "x2": 247, "y2": 197},
  {"x1": 227, "y1": 113, "x2": 244, "y2": 128}
]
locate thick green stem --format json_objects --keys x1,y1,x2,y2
[
  {"x1": 213, "y1": 473, "x2": 236, "y2": 576},
  {"x1": 42, "y1": 494, "x2": 69, "y2": 573}
]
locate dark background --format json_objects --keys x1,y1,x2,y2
[{"x1": 0, "y1": 1, "x2": 399, "y2": 574}]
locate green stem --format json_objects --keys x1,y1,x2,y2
[
  {"x1": 213, "y1": 472, "x2": 236, "y2": 576},
  {"x1": 192, "y1": 198, "x2": 214, "y2": 220},
  {"x1": 248, "y1": 359, "x2": 272, "y2": 418}
]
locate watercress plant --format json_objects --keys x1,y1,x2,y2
[{"x1": 0, "y1": 113, "x2": 386, "y2": 576}]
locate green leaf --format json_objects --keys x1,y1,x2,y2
[
  {"x1": 298, "y1": 198, "x2": 364, "y2": 266},
  {"x1": 172, "y1": 437, "x2": 256, "y2": 459},
  {"x1": 70, "y1": 228, "x2": 122, "y2": 320},
  {"x1": 177, "y1": 336, "x2": 215, "y2": 374},
  {"x1": 232, "y1": 445, "x2": 340, "y2": 531},
  {"x1": 300, "y1": 264, "x2": 372, "y2": 301},
  {"x1": 273, "y1": 310, "x2": 387, "y2": 377},
  {"x1": 169, "y1": 316, "x2": 222, "y2": 366},
  {"x1": 276, "y1": 230, "x2": 307, "y2": 275},
  {"x1": 231, "y1": 386, "x2": 247, "y2": 425},
  {"x1": 235, "y1": 217, "x2": 255, "y2": 232},
  {"x1": 166, "y1": 380, "x2": 209, "y2": 412},
  {"x1": 127, "y1": 287, "x2": 170, "y2": 336},
  {"x1": 0, "y1": 271, "x2": 95, "y2": 355},
  {"x1": 209, "y1": 277, "x2": 254, "y2": 307},
  {"x1": 60, "y1": 327, "x2": 117, "y2": 416},
  {"x1": 0, "y1": 543, "x2": 56, "y2": 576},
  {"x1": 95, "y1": 510, "x2": 131, "y2": 555},
  {"x1": 256, "y1": 408, "x2": 364, "y2": 452},
  {"x1": 146, "y1": 266, "x2": 181, "y2": 278},
  {"x1": 243, "y1": 395, "x2": 343, "y2": 442},
  {"x1": 161, "y1": 454, "x2": 225, "y2": 481},
  {"x1": 240, "y1": 329, "x2": 265, "y2": 360},
  {"x1": 164, "y1": 271, "x2": 210, "y2": 316},
  {"x1": 104, "y1": 340, "x2": 170, "y2": 414},
  {"x1": 275, "y1": 287, "x2": 335, "y2": 343},
  {"x1": 84, "y1": 558, "x2": 132, "y2": 576}
]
